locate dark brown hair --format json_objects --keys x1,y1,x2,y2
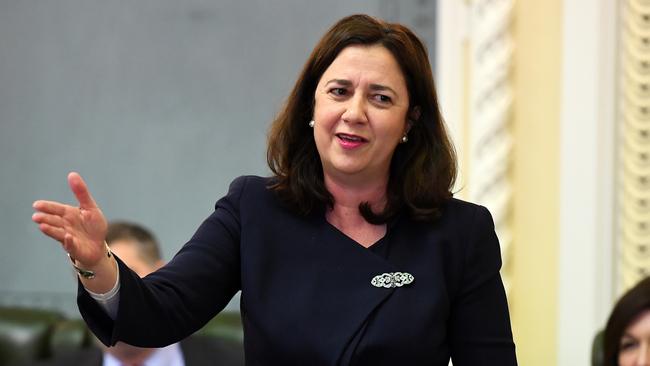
[
  {"x1": 604, "y1": 276, "x2": 650, "y2": 365},
  {"x1": 267, "y1": 14, "x2": 456, "y2": 223},
  {"x1": 106, "y1": 221, "x2": 162, "y2": 265}
]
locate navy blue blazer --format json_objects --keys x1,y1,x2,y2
[{"x1": 78, "y1": 176, "x2": 517, "y2": 365}]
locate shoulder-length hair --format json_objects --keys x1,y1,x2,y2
[
  {"x1": 604, "y1": 276, "x2": 650, "y2": 365},
  {"x1": 267, "y1": 14, "x2": 456, "y2": 224}
]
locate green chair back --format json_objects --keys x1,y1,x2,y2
[{"x1": 0, "y1": 307, "x2": 64, "y2": 365}]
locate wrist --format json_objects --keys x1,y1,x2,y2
[{"x1": 68, "y1": 242, "x2": 113, "y2": 279}]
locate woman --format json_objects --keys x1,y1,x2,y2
[
  {"x1": 32, "y1": 14, "x2": 517, "y2": 365},
  {"x1": 604, "y1": 277, "x2": 650, "y2": 366}
]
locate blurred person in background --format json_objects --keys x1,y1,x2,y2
[
  {"x1": 604, "y1": 276, "x2": 650, "y2": 366},
  {"x1": 36, "y1": 221, "x2": 244, "y2": 366}
]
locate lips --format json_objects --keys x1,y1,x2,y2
[{"x1": 336, "y1": 133, "x2": 368, "y2": 149}]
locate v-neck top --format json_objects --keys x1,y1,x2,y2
[
  {"x1": 368, "y1": 235, "x2": 388, "y2": 258},
  {"x1": 323, "y1": 219, "x2": 390, "y2": 258}
]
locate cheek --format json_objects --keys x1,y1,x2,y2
[
  {"x1": 313, "y1": 116, "x2": 342, "y2": 143},
  {"x1": 312, "y1": 93, "x2": 327, "y2": 120},
  {"x1": 377, "y1": 118, "x2": 408, "y2": 140},
  {"x1": 313, "y1": 105, "x2": 341, "y2": 126},
  {"x1": 313, "y1": 92, "x2": 347, "y2": 124},
  {"x1": 313, "y1": 124, "x2": 332, "y2": 156},
  {"x1": 618, "y1": 350, "x2": 638, "y2": 366}
]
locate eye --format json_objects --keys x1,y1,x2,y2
[
  {"x1": 329, "y1": 88, "x2": 347, "y2": 97},
  {"x1": 620, "y1": 339, "x2": 638, "y2": 352},
  {"x1": 373, "y1": 94, "x2": 392, "y2": 104}
]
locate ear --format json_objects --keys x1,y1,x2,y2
[
  {"x1": 410, "y1": 106, "x2": 421, "y2": 122},
  {"x1": 404, "y1": 120, "x2": 413, "y2": 135},
  {"x1": 406, "y1": 106, "x2": 421, "y2": 133}
]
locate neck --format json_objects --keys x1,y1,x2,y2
[{"x1": 324, "y1": 173, "x2": 388, "y2": 224}]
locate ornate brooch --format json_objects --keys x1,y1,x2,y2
[{"x1": 371, "y1": 272, "x2": 414, "y2": 288}]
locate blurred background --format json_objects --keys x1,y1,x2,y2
[{"x1": 0, "y1": 0, "x2": 644, "y2": 365}]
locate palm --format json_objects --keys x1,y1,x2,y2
[
  {"x1": 32, "y1": 172, "x2": 108, "y2": 266},
  {"x1": 62, "y1": 205, "x2": 107, "y2": 262}
]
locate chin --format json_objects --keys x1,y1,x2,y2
[{"x1": 329, "y1": 162, "x2": 366, "y2": 176}]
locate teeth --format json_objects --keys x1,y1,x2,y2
[{"x1": 338, "y1": 134, "x2": 362, "y2": 142}]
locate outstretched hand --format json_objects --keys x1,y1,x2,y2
[{"x1": 32, "y1": 172, "x2": 108, "y2": 267}]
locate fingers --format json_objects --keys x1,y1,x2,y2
[
  {"x1": 67, "y1": 172, "x2": 99, "y2": 210},
  {"x1": 32, "y1": 212, "x2": 65, "y2": 228},
  {"x1": 37, "y1": 223, "x2": 66, "y2": 243},
  {"x1": 32, "y1": 200, "x2": 68, "y2": 216}
]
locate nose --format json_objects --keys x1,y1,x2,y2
[{"x1": 341, "y1": 93, "x2": 368, "y2": 124}]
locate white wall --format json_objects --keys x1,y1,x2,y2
[{"x1": 557, "y1": 0, "x2": 618, "y2": 364}]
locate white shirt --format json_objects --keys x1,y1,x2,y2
[{"x1": 102, "y1": 342, "x2": 185, "y2": 366}]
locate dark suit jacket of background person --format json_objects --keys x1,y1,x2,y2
[
  {"x1": 30, "y1": 336, "x2": 244, "y2": 366},
  {"x1": 77, "y1": 176, "x2": 517, "y2": 366}
]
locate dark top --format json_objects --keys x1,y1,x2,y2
[{"x1": 78, "y1": 176, "x2": 517, "y2": 366}]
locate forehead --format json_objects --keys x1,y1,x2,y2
[
  {"x1": 625, "y1": 309, "x2": 650, "y2": 336},
  {"x1": 320, "y1": 45, "x2": 406, "y2": 88},
  {"x1": 109, "y1": 240, "x2": 145, "y2": 262}
]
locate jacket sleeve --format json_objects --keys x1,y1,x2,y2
[
  {"x1": 448, "y1": 205, "x2": 518, "y2": 365},
  {"x1": 77, "y1": 176, "x2": 247, "y2": 347}
]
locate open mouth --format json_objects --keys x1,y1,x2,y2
[
  {"x1": 335, "y1": 133, "x2": 368, "y2": 150},
  {"x1": 336, "y1": 133, "x2": 368, "y2": 143}
]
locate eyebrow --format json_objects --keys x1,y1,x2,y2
[
  {"x1": 620, "y1": 334, "x2": 637, "y2": 342},
  {"x1": 324, "y1": 79, "x2": 397, "y2": 95}
]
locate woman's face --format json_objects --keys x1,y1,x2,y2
[
  {"x1": 619, "y1": 309, "x2": 650, "y2": 366},
  {"x1": 312, "y1": 45, "x2": 410, "y2": 184}
]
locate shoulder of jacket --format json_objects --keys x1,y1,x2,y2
[
  {"x1": 230, "y1": 175, "x2": 274, "y2": 195},
  {"x1": 443, "y1": 197, "x2": 487, "y2": 219}
]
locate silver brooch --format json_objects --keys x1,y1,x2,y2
[{"x1": 371, "y1": 272, "x2": 414, "y2": 288}]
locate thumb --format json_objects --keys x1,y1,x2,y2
[
  {"x1": 67, "y1": 172, "x2": 99, "y2": 209},
  {"x1": 63, "y1": 232, "x2": 77, "y2": 255}
]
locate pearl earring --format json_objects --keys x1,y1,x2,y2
[
  {"x1": 401, "y1": 134, "x2": 408, "y2": 143},
  {"x1": 308, "y1": 120, "x2": 315, "y2": 128}
]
